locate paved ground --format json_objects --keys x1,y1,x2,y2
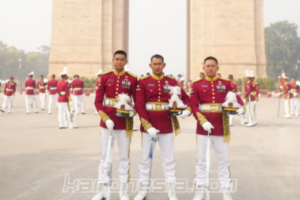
[{"x1": 0, "y1": 94, "x2": 300, "y2": 200}]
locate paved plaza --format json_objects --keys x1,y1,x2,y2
[{"x1": 0, "y1": 94, "x2": 299, "y2": 200}]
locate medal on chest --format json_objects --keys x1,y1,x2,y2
[
  {"x1": 163, "y1": 80, "x2": 170, "y2": 93},
  {"x1": 122, "y1": 78, "x2": 131, "y2": 89},
  {"x1": 217, "y1": 81, "x2": 226, "y2": 93}
]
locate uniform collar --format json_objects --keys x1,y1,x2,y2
[
  {"x1": 205, "y1": 76, "x2": 217, "y2": 82},
  {"x1": 114, "y1": 70, "x2": 125, "y2": 77},
  {"x1": 152, "y1": 73, "x2": 164, "y2": 81}
]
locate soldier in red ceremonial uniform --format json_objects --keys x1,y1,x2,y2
[
  {"x1": 25, "y1": 71, "x2": 38, "y2": 113},
  {"x1": 241, "y1": 70, "x2": 256, "y2": 127},
  {"x1": 1, "y1": 76, "x2": 16, "y2": 113},
  {"x1": 289, "y1": 77, "x2": 299, "y2": 116},
  {"x1": 37, "y1": 75, "x2": 47, "y2": 110},
  {"x1": 93, "y1": 51, "x2": 137, "y2": 200},
  {"x1": 72, "y1": 74, "x2": 85, "y2": 114},
  {"x1": 134, "y1": 54, "x2": 191, "y2": 200},
  {"x1": 47, "y1": 74, "x2": 59, "y2": 114},
  {"x1": 277, "y1": 74, "x2": 293, "y2": 118},
  {"x1": 228, "y1": 74, "x2": 237, "y2": 126},
  {"x1": 252, "y1": 76, "x2": 259, "y2": 124},
  {"x1": 190, "y1": 57, "x2": 244, "y2": 200},
  {"x1": 94, "y1": 69, "x2": 102, "y2": 115},
  {"x1": 57, "y1": 67, "x2": 74, "y2": 129}
]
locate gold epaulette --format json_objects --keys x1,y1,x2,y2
[
  {"x1": 166, "y1": 75, "x2": 175, "y2": 79},
  {"x1": 193, "y1": 78, "x2": 203, "y2": 83},
  {"x1": 139, "y1": 75, "x2": 150, "y2": 80},
  {"x1": 102, "y1": 70, "x2": 113, "y2": 75},
  {"x1": 231, "y1": 81, "x2": 236, "y2": 84},
  {"x1": 127, "y1": 72, "x2": 137, "y2": 78}
]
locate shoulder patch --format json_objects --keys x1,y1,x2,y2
[
  {"x1": 193, "y1": 78, "x2": 203, "y2": 83},
  {"x1": 127, "y1": 72, "x2": 137, "y2": 78},
  {"x1": 166, "y1": 75, "x2": 175, "y2": 79},
  {"x1": 139, "y1": 75, "x2": 150, "y2": 80},
  {"x1": 102, "y1": 70, "x2": 113, "y2": 75}
]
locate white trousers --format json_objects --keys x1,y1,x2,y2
[
  {"x1": 195, "y1": 134, "x2": 231, "y2": 188},
  {"x1": 229, "y1": 115, "x2": 234, "y2": 126},
  {"x1": 245, "y1": 101, "x2": 255, "y2": 123},
  {"x1": 25, "y1": 95, "x2": 37, "y2": 112},
  {"x1": 284, "y1": 99, "x2": 293, "y2": 116},
  {"x1": 2, "y1": 95, "x2": 12, "y2": 111},
  {"x1": 39, "y1": 93, "x2": 46, "y2": 109},
  {"x1": 138, "y1": 132, "x2": 176, "y2": 185},
  {"x1": 48, "y1": 93, "x2": 59, "y2": 112},
  {"x1": 73, "y1": 95, "x2": 84, "y2": 113},
  {"x1": 97, "y1": 128, "x2": 131, "y2": 183},
  {"x1": 290, "y1": 97, "x2": 299, "y2": 115},
  {"x1": 58, "y1": 102, "x2": 72, "y2": 127}
]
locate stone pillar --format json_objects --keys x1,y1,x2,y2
[
  {"x1": 188, "y1": 0, "x2": 267, "y2": 81},
  {"x1": 49, "y1": 0, "x2": 129, "y2": 78}
]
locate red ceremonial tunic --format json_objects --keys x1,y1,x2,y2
[
  {"x1": 94, "y1": 70, "x2": 138, "y2": 130},
  {"x1": 37, "y1": 80, "x2": 47, "y2": 93},
  {"x1": 135, "y1": 74, "x2": 190, "y2": 134},
  {"x1": 96, "y1": 78, "x2": 101, "y2": 89},
  {"x1": 290, "y1": 82, "x2": 300, "y2": 98},
  {"x1": 25, "y1": 78, "x2": 36, "y2": 95},
  {"x1": 72, "y1": 79, "x2": 84, "y2": 95},
  {"x1": 4, "y1": 81, "x2": 17, "y2": 96},
  {"x1": 57, "y1": 79, "x2": 70, "y2": 103},
  {"x1": 283, "y1": 81, "x2": 293, "y2": 100},
  {"x1": 245, "y1": 81, "x2": 255, "y2": 102},
  {"x1": 252, "y1": 82, "x2": 259, "y2": 101},
  {"x1": 47, "y1": 79, "x2": 58, "y2": 95},
  {"x1": 190, "y1": 76, "x2": 244, "y2": 137},
  {"x1": 230, "y1": 81, "x2": 237, "y2": 93}
]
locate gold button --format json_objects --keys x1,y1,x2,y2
[
  {"x1": 159, "y1": 88, "x2": 161, "y2": 91},
  {"x1": 213, "y1": 101, "x2": 215, "y2": 103},
  {"x1": 116, "y1": 88, "x2": 118, "y2": 90},
  {"x1": 159, "y1": 93, "x2": 161, "y2": 95},
  {"x1": 212, "y1": 93, "x2": 215, "y2": 95},
  {"x1": 158, "y1": 96, "x2": 160, "y2": 98},
  {"x1": 118, "y1": 77, "x2": 120, "y2": 79},
  {"x1": 158, "y1": 99, "x2": 160, "y2": 102},
  {"x1": 212, "y1": 97, "x2": 215, "y2": 99},
  {"x1": 117, "y1": 84, "x2": 119, "y2": 86}
]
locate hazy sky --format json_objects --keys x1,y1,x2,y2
[{"x1": 0, "y1": 0, "x2": 300, "y2": 76}]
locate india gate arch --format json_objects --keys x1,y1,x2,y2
[{"x1": 49, "y1": 0, "x2": 267, "y2": 80}]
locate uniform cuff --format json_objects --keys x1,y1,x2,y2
[
  {"x1": 141, "y1": 117, "x2": 152, "y2": 131},
  {"x1": 196, "y1": 112, "x2": 208, "y2": 126},
  {"x1": 99, "y1": 110, "x2": 110, "y2": 122}
]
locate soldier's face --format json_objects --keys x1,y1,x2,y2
[
  {"x1": 291, "y1": 78, "x2": 295, "y2": 83},
  {"x1": 149, "y1": 58, "x2": 166, "y2": 76},
  {"x1": 203, "y1": 60, "x2": 219, "y2": 77},
  {"x1": 113, "y1": 54, "x2": 127, "y2": 71}
]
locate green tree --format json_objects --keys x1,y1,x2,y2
[{"x1": 265, "y1": 21, "x2": 300, "y2": 79}]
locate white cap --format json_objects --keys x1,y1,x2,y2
[
  {"x1": 245, "y1": 70, "x2": 254, "y2": 78},
  {"x1": 180, "y1": 77, "x2": 185, "y2": 82},
  {"x1": 43, "y1": 78, "x2": 48, "y2": 83},
  {"x1": 60, "y1": 67, "x2": 68, "y2": 76},
  {"x1": 96, "y1": 69, "x2": 103, "y2": 75},
  {"x1": 281, "y1": 73, "x2": 288, "y2": 79},
  {"x1": 28, "y1": 71, "x2": 34, "y2": 76}
]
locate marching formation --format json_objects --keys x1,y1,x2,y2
[{"x1": 1, "y1": 51, "x2": 300, "y2": 200}]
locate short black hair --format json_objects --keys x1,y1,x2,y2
[
  {"x1": 51, "y1": 74, "x2": 56, "y2": 78},
  {"x1": 114, "y1": 50, "x2": 127, "y2": 59},
  {"x1": 74, "y1": 74, "x2": 79, "y2": 78},
  {"x1": 151, "y1": 54, "x2": 164, "y2": 62},
  {"x1": 200, "y1": 72, "x2": 205, "y2": 75},
  {"x1": 204, "y1": 56, "x2": 218, "y2": 64},
  {"x1": 40, "y1": 75, "x2": 44, "y2": 77}
]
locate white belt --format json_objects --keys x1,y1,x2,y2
[
  {"x1": 50, "y1": 87, "x2": 57, "y2": 90},
  {"x1": 60, "y1": 91, "x2": 66, "y2": 95},
  {"x1": 26, "y1": 87, "x2": 34, "y2": 90},
  {"x1": 199, "y1": 104, "x2": 222, "y2": 112},
  {"x1": 6, "y1": 89, "x2": 13, "y2": 92},
  {"x1": 105, "y1": 99, "x2": 118, "y2": 107},
  {"x1": 146, "y1": 103, "x2": 169, "y2": 111},
  {"x1": 74, "y1": 88, "x2": 82, "y2": 91}
]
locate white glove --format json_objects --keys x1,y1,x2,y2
[
  {"x1": 178, "y1": 109, "x2": 191, "y2": 119},
  {"x1": 129, "y1": 111, "x2": 135, "y2": 117},
  {"x1": 253, "y1": 101, "x2": 257, "y2": 106},
  {"x1": 237, "y1": 107, "x2": 245, "y2": 115},
  {"x1": 293, "y1": 93, "x2": 298, "y2": 97},
  {"x1": 147, "y1": 127, "x2": 159, "y2": 138},
  {"x1": 202, "y1": 122, "x2": 214, "y2": 134},
  {"x1": 105, "y1": 119, "x2": 114, "y2": 132}
]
